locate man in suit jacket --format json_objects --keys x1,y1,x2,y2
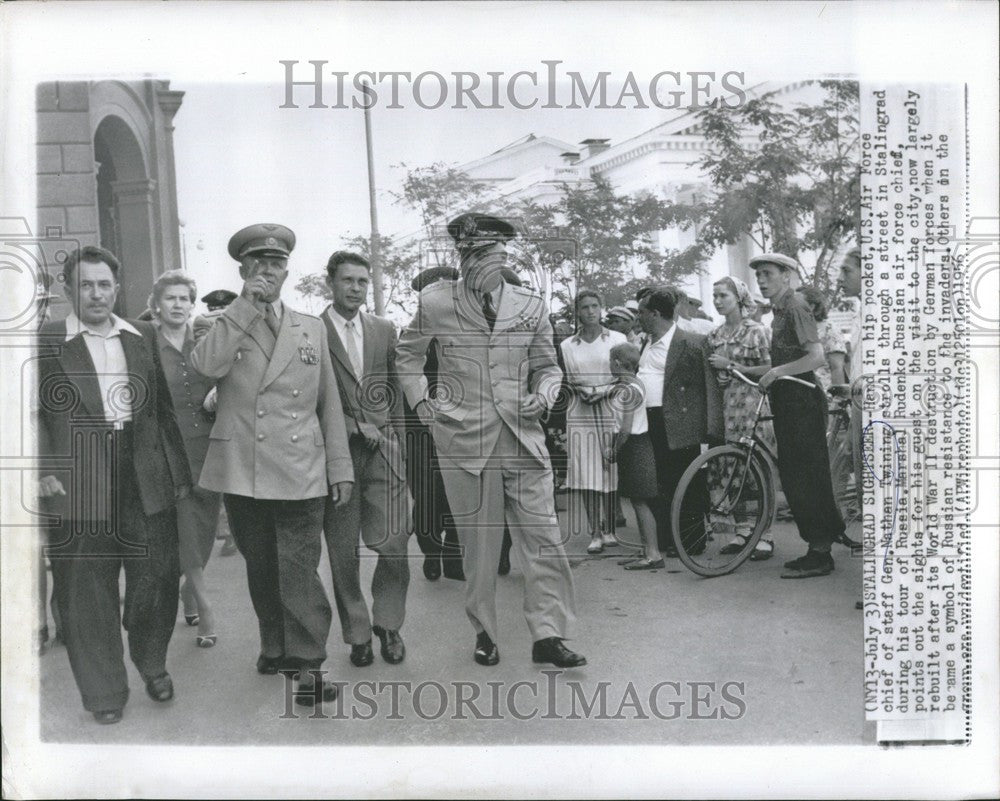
[
  {"x1": 191, "y1": 224, "x2": 353, "y2": 707},
  {"x1": 397, "y1": 212, "x2": 586, "y2": 669},
  {"x1": 36, "y1": 246, "x2": 191, "y2": 724},
  {"x1": 637, "y1": 287, "x2": 724, "y2": 555},
  {"x1": 320, "y1": 251, "x2": 410, "y2": 667}
]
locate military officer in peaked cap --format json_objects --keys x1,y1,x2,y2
[
  {"x1": 397, "y1": 212, "x2": 586, "y2": 670},
  {"x1": 191, "y1": 223, "x2": 354, "y2": 706},
  {"x1": 201, "y1": 289, "x2": 238, "y2": 311}
]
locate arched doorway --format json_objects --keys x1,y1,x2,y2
[{"x1": 93, "y1": 114, "x2": 154, "y2": 316}]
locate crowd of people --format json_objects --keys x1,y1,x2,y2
[{"x1": 34, "y1": 211, "x2": 863, "y2": 726}]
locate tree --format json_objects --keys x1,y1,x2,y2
[
  {"x1": 391, "y1": 166, "x2": 700, "y2": 313},
  {"x1": 555, "y1": 176, "x2": 702, "y2": 307},
  {"x1": 294, "y1": 233, "x2": 421, "y2": 319},
  {"x1": 685, "y1": 80, "x2": 860, "y2": 290}
]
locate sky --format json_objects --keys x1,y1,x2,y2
[{"x1": 171, "y1": 80, "x2": 692, "y2": 314}]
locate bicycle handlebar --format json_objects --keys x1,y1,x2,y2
[{"x1": 729, "y1": 368, "x2": 816, "y2": 391}]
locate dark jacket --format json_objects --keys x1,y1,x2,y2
[
  {"x1": 37, "y1": 318, "x2": 191, "y2": 522},
  {"x1": 655, "y1": 326, "x2": 725, "y2": 449}
]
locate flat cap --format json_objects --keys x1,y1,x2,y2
[
  {"x1": 606, "y1": 306, "x2": 636, "y2": 322},
  {"x1": 446, "y1": 213, "x2": 518, "y2": 245},
  {"x1": 227, "y1": 223, "x2": 296, "y2": 261},
  {"x1": 201, "y1": 289, "x2": 239, "y2": 309},
  {"x1": 749, "y1": 253, "x2": 801, "y2": 273}
]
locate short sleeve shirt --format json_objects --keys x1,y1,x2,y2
[{"x1": 768, "y1": 287, "x2": 819, "y2": 371}]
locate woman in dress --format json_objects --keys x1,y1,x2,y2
[
  {"x1": 150, "y1": 271, "x2": 222, "y2": 647},
  {"x1": 560, "y1": 290, "x2": 627, "y2": 554},
  {"x1": 706, "y1": 277, "x2": 778, "y2": 560}
]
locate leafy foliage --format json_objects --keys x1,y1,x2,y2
[{"x1": 688, "y1": 80, "x2": 860, "y2": 289}]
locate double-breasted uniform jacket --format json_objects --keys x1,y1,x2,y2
[
  {"x1": 190, "y1": 295, "x2": 353, "y2": 500},
  {"x1": 320, "y1": 308, "x2": 406, "y2": 481},
  {"x1": 36, "y1": 318, "x2": 192, "y2": 522},
  {"x1": 396, "y1": 278, "x2": 563, "y2": 476},
  {"x1": 653, "y1": 326, "x2": 725, "y2": 449}
]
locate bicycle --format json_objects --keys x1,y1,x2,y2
[
  {"x1": 669, "y1": 369, "x2": 815, "y2": 577},
  {"x1": 826, "y1": 384, "x2": 859, "y2": 525}
]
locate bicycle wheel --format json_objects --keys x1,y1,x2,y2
[
  {"x1": 671, "y1": 444, "x2": 774, "y2": 577},
  {"x1": 827, "y1": 410, "x2": 858, "y2": 525}
]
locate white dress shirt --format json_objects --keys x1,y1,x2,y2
[
  {"x1": 64, "y1": 311, "x2": 141, "y2": 425},
  {"x1": 327, "y1": 307, "x2": 365, "y2": 377},
  {"x1": 638, "y1": 322, "x2": 677, "y2": 407}
]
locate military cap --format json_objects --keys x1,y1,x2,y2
[
  {"x1": 201, "y1": 289, "x2": 239, "y2": 310},
  {"x1": 446, "y1": 213, "x2": 518, "y2": 245},
  {"x1": 749, "y1": 253, "x2": 801, "y2": 274},
  {"x1": 227, "y1": 223, "x2": 296, "y2": 261},
  {"x1": 411, "y1": 266, "x2": 459, "y2": 292},
  {"x1": 606, "y1": 305, "x2": 636, "y2": 322}
]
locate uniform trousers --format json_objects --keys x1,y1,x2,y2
[
  {"x1": 769, "y1": 381, "x2": 846, "y2": 546},
  {"x1": 438, "y1": 423, "x2": 576, "y2": 644},
  {"x1": 47, "y1": 426, "x2": 179, "y2": 712},
  {"x1": 223, "y1": 494, "x2": 330, "y2": 669},
  {"x1": 324, "y1": 437, "x2": 411, "y2": 645},
  {"x1": 405, "y1": 422, "x2": 462, "y2": 567}
]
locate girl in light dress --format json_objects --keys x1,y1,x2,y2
[{"x1": 605, "y1": 343, "x2": 663, "y2": 570}]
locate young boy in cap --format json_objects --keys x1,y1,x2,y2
[{"x1": 746, "y1": 253, "x2": 846, "y2": 578}]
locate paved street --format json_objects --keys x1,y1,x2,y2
[{"x1": 40, "y1": 502, "x2": 867, "y2": 745}]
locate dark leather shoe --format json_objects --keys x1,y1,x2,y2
[
  {"x1": 257, "y1": 653, "x2": 298, "y2": 675},
  {"x1": 93, "y1": 708, "x2": 123, "y2": 725},
  {"x1": 372, "y1": 626, "x2": 405, "y2": 664},
  {"x1": 833, "y1": 531, "x2": 862, "y2": 550},
  {"x1": 532, "y1": 637, "x2": 587, "y2": 668},
  {"x1": 294, "y1": 674, "x2": 340, "y2": 707},
  {"x1": 423, "y1": 555, "x2": 442, "y2": 581},
  {"x1": 442, "y1": 560, "x2": 466, "y2": 582},
  {"x1": 145, "y1": 673, "x2": 174, "y2": 703},
  {"x1": 350, "y1": 640, "x2": 374, "y2": 667},
  {"x1": 498, "y1": 549, "x2": 511, "y2": 576},
  {"x1": 474, "y1": 631, "x2": 499, "y2": 666}
]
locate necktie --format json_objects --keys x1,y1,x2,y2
[
  {"x1": 344, "y1": 319, "x2": 363, "y2": 376},
  {"x1": 481, "y1": 291, "x2": 497, "y2": 332},
  {"x1": 263, "y1": 303, "x2": 280, "y2": 338}
]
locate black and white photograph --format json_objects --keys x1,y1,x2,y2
[{"x1": 1, "y1": 1, "x2": 998, "y2": 798}]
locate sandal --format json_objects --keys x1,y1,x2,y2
[
  {"x1": 624, "y1": 558, "x2": 665, "y2": 571},
  {"x1": 750, "y1": 540, "x2": 774, "y2": 561},
  {"x1": 719, "y1": 534, "x2": 748, "y2": 555}
]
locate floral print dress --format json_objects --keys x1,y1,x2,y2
[{"x1": 706, "y1": 318, "x2": 777, "y2": 457}]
